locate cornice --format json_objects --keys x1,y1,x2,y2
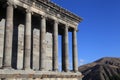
[
  {"x1": 31, "y1": 0, "x2": 82, "y2": 23},
  {"x1": 0, "y1": 0, "x2": 82, "y2": 26}
]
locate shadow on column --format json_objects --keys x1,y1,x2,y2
[{"x1": 12, "y1": 8, "x2": 25, "y2": 69}]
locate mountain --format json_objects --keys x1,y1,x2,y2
[{"x1": 78, "y1": 57, "x2": 120, "y2": 80}]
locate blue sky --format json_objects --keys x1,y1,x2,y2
[{"x1": 51, "y1": 0, "x2": 120, "y2": 69}]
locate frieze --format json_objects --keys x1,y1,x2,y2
[{"x1": 19, "y1": 0, "x2": 82, "y2": 26}]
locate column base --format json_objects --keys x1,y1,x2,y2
[
  {"x1": 73, "y1": 69, "x2": 78, "y2": 73},
  {"x1": 62, "y1": 70, "x2": 69, "y2": 73},
  {"x1": 3, "y1": 66, "x2": 13, "y2": 70},
  {"x1": 24, "y1": 68, "x2": 32, "y2": 71},
  {"x1": 53, "y1": 69, "x2": 58, "y2": 72},
  {"x1": 40, "y1": 68, "x2": 45, "y2": 71}
]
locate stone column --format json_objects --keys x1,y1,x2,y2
[
  {"x1": 3, "y1": 2, "x2": 14, "y2": 69},
  {"x1": 24, "y1": 9, "x2": 32, "y2": 69},
  {"x1": 62, "y1": 25, "x2": 69, "y2": 72},
  {"x1": 53, "y1": 20, "x2": 58, "y2": 71},
  {"x1": 40, "y1": 16, "x2": 46, "y2": 71},
  {"x1": 72, "y1": 29, "x2": 78, "y2": 72}
]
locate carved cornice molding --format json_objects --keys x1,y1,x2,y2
[
  {"x1": 0, "y1": 0, "x2": 80, "y2": 26},
  {"x1": 19, "y1": 0, "x2": 82, "y2": 23}
]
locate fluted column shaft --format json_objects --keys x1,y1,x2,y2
[
  {"x1": 4, "y1": 3, "x2": 14, "y2": 69},
  {"x1": 64, "y1": 26, "x2": 69, "y2": 72},
  {"x1": 24, "y1": 10, "x2": 31, "y2": 69},
  {"x1": 72, "y1": 29, "x2": 78, "y2": 72},
  {"x1": 53, "y1": 21, "x2": 58, "y2": 71},
  {"x1": 62, "y1": 25, "x2": 69, "y2": 72},
  {"x1": 40, "y1": 16, "x2": 46, "y2": 71}
]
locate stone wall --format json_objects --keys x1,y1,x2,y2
[
  {"x1": 45, "y1": 32, "x2": 53, "y2": 71},
  {"x1": 0, "y1": 19, "x2": 5, "y2": 68},
  {"x1": 17, "y1": 24, "x2": 24, "y2": 69},
  {"x1": 0, "y1": 78, "x2": 82, "y2": 80},
  {"x1": 33, "y1": 29, "x2": 40, "y2": 70}
]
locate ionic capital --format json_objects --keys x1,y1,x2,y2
[
  {"x1": 54, "y1": 20, "x2": 59, "y2": 24},
  {"x1": 7, "y1": 0, "x2": 17, "y2": 8},
  {"x1": 65, "y1": 24, "x2": 70, "y2": 28},
  {"x1": 7, "y1": 0, "x2": 13, "y2": 6},
  {"x1": 73, "y1": 28, "x2": 77, "y2": 31},
  {"x1": 41, "y1": 15, "x2": 47, "y2": 19},
  {"x1": 26, "y1": 7, "x2": 32, "y2": 14}
]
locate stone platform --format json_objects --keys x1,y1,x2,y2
[{"x1": 0, "y1": 69, "x2": 83, "y2": 80}]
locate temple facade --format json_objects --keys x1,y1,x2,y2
[{"x1": 0, "y1": 0, "x2": 83, "y2": 80}]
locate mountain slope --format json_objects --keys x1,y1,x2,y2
[{"x1": 78, "y1": 57, "x2": 120, "y2": 80}]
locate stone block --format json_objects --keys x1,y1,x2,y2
[
  {"x1": 17, "y1": 24, "x2": 24, "y2": 69},
  {"x1": 0, "y1": 78, "x2": 79, "y2": 80},
  {"x1": 16, "y1": 79, "x2": 22, "y2": 80},
  {"x1": 33, "y1": 78, "x2": 41, "y2": 80},
  {"x1": 4, "y1": 78, "x2": 15, "y2": 80},
  {"x1": 22, "y1": 78, "x2": 33, "y2": 80}
]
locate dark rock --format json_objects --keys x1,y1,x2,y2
[{"x1": 79, "y1": 57, "x2": 120, "y2": 80}]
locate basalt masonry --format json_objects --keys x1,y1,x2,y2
[{"x1": 0, "y1": 0, "x2": 83, "y2": 80}]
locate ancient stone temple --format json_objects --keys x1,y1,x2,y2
[{"x1": 0, "y1": 0, "x2": 83, "y2": 80}]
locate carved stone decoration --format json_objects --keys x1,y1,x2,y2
[
  {"x1": 33, "y1": 28, "x2": 40, "y2": 70},
  {"x1": 17, "y1": 24, "x2": 24, "y2": 70},
  {"x1": 0, "y1": 19, "x2": 5, "y2": 68},
  {"x1": 7, "y1": 0, "x2": 14, "y2": 6}
]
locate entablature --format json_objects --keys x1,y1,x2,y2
[{"x1": 0, "y1": 0, "x2": 82, "y2": 29}]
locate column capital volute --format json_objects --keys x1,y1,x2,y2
[
  {"x1": 7, "y1": 0, "x2": 13, "y2": 5},
  {"x1": 73, "y1": 28, "x2": 77, "y2": 32},
  {"x1": 26, "y1": 10, "x2": 31, "y2": 13},
  {"x1": 76, "y1": 29, "x2": 79, "y2": 32},
  {"x1": 65, "y1": 24, "x2": 70, "y2": 28},
  {"x1": 26, "y1": 7, "x2": 32, "y2": 14},
  {"x1": 42, "y1": 14, "x2": 47, "y2": 18},
  {"x1": 54, "y1": 20, "x2": 59, "y2": 24},
  {"x1": 7, "y1": 0, "x2": 16, "y2": 7}
]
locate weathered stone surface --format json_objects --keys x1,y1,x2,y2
[
  {"x1": 62, "y1": 26, "x2": 69, "y2": 72},
  {"x1": 0, "y1": 19, "x2": 5, "y2": 68},
  {"x1": 24, "y1": 11, "x2": 32, "y2": 69},
  {"x1": 33, "y1": 29, "x2": 40, "y2": 70},
  {"x1": 16, "y1": 79, "x2": 22, "y2": 80},
  {"x1": 17, "y1": 24, "x2": 24, "y2": 70},
  {"x1": 40, "y1": 16, "x2": 46, "y2": 71},
  {"x1": 33, "y1": 78, "x2": 42, "y2": 80},
  {"x1": 0, "y1": 69, "x2": 82, "y2": 78},
  {"x1": 4, "y1": 4, "x2": 14, "y2": 68},
  {"x1": 0, "y1": 78, "x2": 80, "y2": 80},
  {"x1": 45, "y1": 32, "x2": 53, "y2": 71},
  {"x1": 72, "y1": 30, "x2": 78, "y2": 72},
  {"x1": 53, "y1": 21, "x2": 58, "y2": 71}
]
